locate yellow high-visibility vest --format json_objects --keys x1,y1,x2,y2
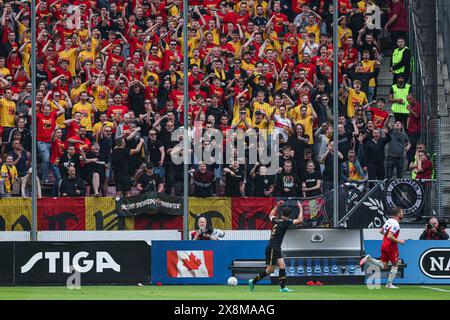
[
  {"x1": 391, "y1": 83, "x2": 411, "y2": 114},
  {"x1": 392, "y1": 47, "x2": 407, "y2": 74}
]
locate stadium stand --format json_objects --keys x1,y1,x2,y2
[{"x1": 0, "y1": 0, "x2": 429, "y2": 202}]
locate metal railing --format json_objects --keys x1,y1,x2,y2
[{"x1": 437, "y1": 0, "x2": 450, "y2": 81}]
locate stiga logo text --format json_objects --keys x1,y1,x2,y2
[
  {"x1": 419, "y1": 248, "x2": 450, "y2": 279},
  {"x1": 21, "y1": 251, "x2": 121, "y2": 274}
]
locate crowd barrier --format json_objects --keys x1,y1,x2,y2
[
  {"x1": 151, "y1": 240, "x2": 450, "y2": 285},
  {"x1": 0, "y1": 241, "x2": 150, "y2": 285},
  {"x1": 1, "y1": 239, "x2": 448, "y2": 285},
  {"x1": 0, "y1": 177, "x2": 438, "y2": 232}
]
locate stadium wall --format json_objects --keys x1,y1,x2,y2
[
  {"x1": 0, "y1": 241, "x2": 151, "y2": 285},
  {"x1": 151, "y1": 240, "x2": 450, "y2": 285}
]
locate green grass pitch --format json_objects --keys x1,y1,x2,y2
[{"x1": 0, "y1": 285, "x2": 449, "y2": 300}]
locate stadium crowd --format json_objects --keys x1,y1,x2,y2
[{"x1": 0, "y1": 0, "x2": 431, "y2": 198}]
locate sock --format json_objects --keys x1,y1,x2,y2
[
  {"x1": 253, "y1": 271, "x2": 268, "y2": 285},
  {"x1": 279, "y1": 269, "x2": 287, "y2": 289},
  {"x1": 387, "y1": 266, "x2": 398, "y2": 286},
  {"x1": 367, "y1": 256, "x2": 385, "y2": 269}
]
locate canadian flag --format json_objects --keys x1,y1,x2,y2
[{"x1": 167, "y1": 250, "x2": 214, "y2": 278}]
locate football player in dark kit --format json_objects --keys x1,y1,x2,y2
[{"x1": 249, "y1": 200, "x2": 303, "y2": 292}]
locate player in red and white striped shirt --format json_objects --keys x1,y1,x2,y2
[{"x1": 360, "y1": 207, "x2": 406, "y2": 289}]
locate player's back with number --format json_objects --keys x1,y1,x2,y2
[{"x1": 268, "y1": 217, "x2": 293, "y2": 250}]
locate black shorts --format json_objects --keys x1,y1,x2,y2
[
  {"x1": 265, "y1": 246, "x2": 282, "y2": 266},
  {"x1": 115, "y1": 176, "x2": 131, "y2": 192}
]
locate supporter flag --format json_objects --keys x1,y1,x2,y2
[
  {"x1": 37, "y1": 198, "x2": 86, "y2": 230},
  {"x1": 167, "y1": 250, "x2": 214, "y2": 278},
  {"x1": 0, "y1": 198, "x2": 32, "y2": 231},
  {"x1": 280, "y1": 196, "x2": 329, "y2": 228},
  {"x1": 343, "y1": 183, "x2": 388, "y2": 228},
  {"x1": 134, "y1": 214, "x2": 182, "y2": 230},
  {"x1": 231, "y1": 197, "x2": 276, "y2": 230},
  {"x1": 188, "y1": 197, "x2": 232, "y2": 230}
]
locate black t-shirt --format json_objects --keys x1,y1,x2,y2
[
  {"x1": 275, "y1": 171, "x2": 299, "y2": 197},
  {"x1": 85, "y1": 151, "x2": 107, "y2": 175},
  {"x1": 59, "y1": 153, "x2": 81, "y2": 178},
  {"x1": 297, "y1": 158, "x2": 322, "y2": 182},
  {"x1": 253, "y1": 173, "x2": 275, "y2": 197},
  {"x1": 224, "y1": 165, "x2": 244, "y2": 197},
  {"x1": 268, "y1": 217, "x2": 293, "y2": 250},
  {"x1": 98, "y1": 137, "x2": 113, "y2": 161},
  {"x1": 303, "y1": 170, "x2": 322, "y2": 197},
  {"x1": 111, "y1": 147, "x2": 130, "y2": 178},
  {"x1": 137, "y1": 172, "x2": 163, "y2": 193},
  {"x1": 147, "y1": 139, "x2": 164, "y2": 166},
  {"x1": 338, "y1": 132, "x2": 352, "y2": 161}
]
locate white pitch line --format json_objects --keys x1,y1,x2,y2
[{"x1": 421, "y1": 286, "x2": 450, "y2": 293}]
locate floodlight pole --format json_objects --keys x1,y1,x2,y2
[
  {"x1": 182, "y1": 0, "x2": 189, "y2": 240},
  {"x1": 31, "y1": 0, "x2": 37, "y2": 241},
  {"x1": 332, "y1": 0, "x2": 339, "y2": 227}
]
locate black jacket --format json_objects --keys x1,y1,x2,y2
[
  {"x1": 60, "y1": 176, "x2": 86, "y2": 197},
  {"x1": 419, "y1": 229, "x2": 449, "y2": 240},
  {"x1": 363, "y1": 135, "x2": 392, "y2": 166}
]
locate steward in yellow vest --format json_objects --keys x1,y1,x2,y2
[
  {"x1": 390, "y1": 38, "x2": 411, "y2": 83},
  {"x1": 389, "y1": 74, "x2": 411, "y2": 129}
]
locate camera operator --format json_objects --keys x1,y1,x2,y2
[
  {"x1": 419, "y1": 217, "x2": 449, "y2": 240},
  {"x1": 191, "y1": 217, "x2": 225, "y2": 240}
]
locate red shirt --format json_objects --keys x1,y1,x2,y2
[
  {"x1": 407, "y1": 102, "x2": 421, "y2": 134},
  {"x1": 388, "y1": 2, "x2": 408, "y2": 32},
  {"x1": 66, "y1": 121, "x2": 81, "y2": 139},
  {"x1": 416, "y1": 159, "x2": 433, "y2": 179},
  {"x1": 36, "y1": 112, "x2": 57, "y2": 143},
  {"x1": 68, "y1": 134, "x2": 91, "y2": 154},
  {"x1": 50, "y1": 138, "x2": 66, "y2": 165},
  {"x1": 272, "y1": 13, "x2": 289, "y2": 34},
  {"x1": 106, "y1": 105, "x2": 129, "y2": 121},
  {"x1": 369, "y1": 107, "x2": 389, "y2": 129}
]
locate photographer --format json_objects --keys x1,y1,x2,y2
[
  {"x1": 191, "y1": 217, "x2": 225, "y2": 240},
  {"x1": 419, "y1": 218, "x2": 449, "y2": 240}
]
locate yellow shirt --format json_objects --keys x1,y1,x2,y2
[
  {"x1": 0, "y1": 67, "x2": 10, "y2": 77},
  {"x1": 143, "y1": 70, "x2": 160, "y2": 87},
  {"x1": 361, "y1": 59, "x2": 376, "y2": 87},
  {"x1": 70, "y1": 82, "x2": 89, "y2": 102},
  {"x1": 0, "y1": 98, "x2": 16, "y2": 127},
  {"x1": 73, "y1": 102, "x2": 93, "y2": 131},
  {"x1": 21, "y1": 49, "x2": 31, "y2": 76},
  {"x1": 347, "y1": 88, "x2": 368, "y2": 118},
  {"x1": 231, "y1": 115, "x2": 252, "y2": 130},
  {"x1": 58, "y1": 48, "x2": 78, "y2": 76},
  {"x1": 49, "y1": 99, "x2": 68, "y2": 128},
  {"x1": 240, "y1": 0, "x2": 268, "y2": 16},
  {"x1": 229, "y1": 40, "x2": 242, "y2": 56},
  {"x1": 76, "y1": 28, "x2": 90, "y2": 42},
  {"x1": 92, "y1": 121, "x2": 114, "y2": 137},
  {"x1": 241, "y1": 60, "x2": 255, "y2": 73},
  {"x1": 78, "y1": 50, "x2": 96, "y2": 65},
  {"x1": 0, "y1": 164, "x2": 18, "y2": 193},
  {"x1": 252, "y1": 101, "x2": 273, "y2": 122},
  {"x1": 338, "y1": 26, "x2": 353, "y2": 48},
  {"x1": 306, "y1": 24, "x2": 320, "y2": 42},
  {"x1": 252, "y1": 116, "x2": 270, "y2": 139},
  {"x1": 168, "y1": 4, "x2": 180, "y2": 16},
  {"x1": 92, "y1": 85, "x2": 109, "y2": 112},
  {"x1": 288, "y1": 104, "x2": 313, "y2": 123},
  {"x1": 296, "y1": 115, "x2": 314, "y2": 144}
]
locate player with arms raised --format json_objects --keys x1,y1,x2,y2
[
  {"x1": 249, "y1": 200, "x2": 303, "y2": 293},
  {"x1": 360, "y1": 207, "x2": 406, "y2": 289}
]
